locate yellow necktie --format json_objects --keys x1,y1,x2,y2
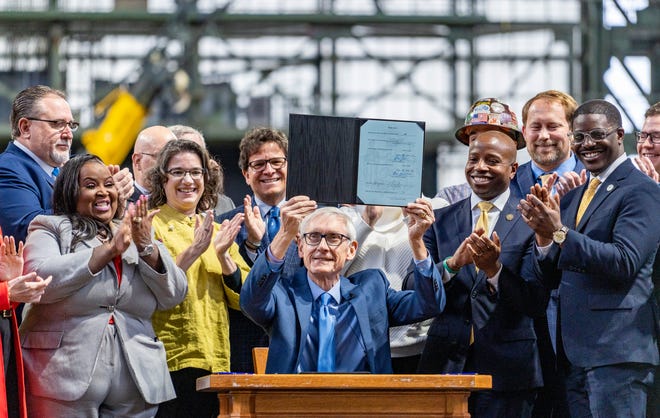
[
  {"x1": 575, "y1": 178, "x2": 601, "y2": 225},
  {"x1": 470, "y1": 201, "x2": 493, "y2": 345},
  {"x1": 475, "y1": 201, "x2": 494, "y2": 235},
  {"x1": 539, "y1": 174, "x2": 552, "y2": 187}
]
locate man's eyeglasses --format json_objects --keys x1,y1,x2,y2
[
  {"x1": 567, "y1": 128, "x2": 618, "y2": 145},
  {"x1": 302, "y1": 232, "x2": 350, "y2": 247},
  {"x1": 247, "y1": 157, "x2": 287, "y2": 171},
  {"x1": 635, "y1": 131, "x2": 660, "y2": 144},
  {"x1": 27, "y1": 117, "x2": 79, "y2": 132},
  {"x1": 166, "y1": 168, "x2": 206, "y2": 179}
]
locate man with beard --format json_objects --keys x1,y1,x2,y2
[
  {"x1": 0, "y1": 85, "x2": 133, "y2": 242},
  {"x1": 514, "y1": 90, "x2": 582, "y2": 418},
  {"x1": 519, "y1": 99, "x2": 660, "y2": 417},
  {"x1": 513, "y1": 91, "x2": 584, "y2": 199}
]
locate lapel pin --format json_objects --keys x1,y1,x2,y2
[
  {"x1": 606, "y1": 184, "x2": 614, "y2": 192},
  {"x1": 505, "y1": 214, "x2": 514, "y2": 221}
]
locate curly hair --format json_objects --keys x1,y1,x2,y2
[
  {"x1": 147, "y1": 140, "x2": 219, "y2": 212},
  {"x1": 52, "y1": 154, "x2": 117, "y2": 247},
  {"x1": 238, "y1": 127, "x2": 288, "y2": 171}
]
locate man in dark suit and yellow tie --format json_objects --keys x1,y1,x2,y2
[
  {"x1": 418, "y1": 128, "x2": 548, "y2": 418},
  {"x1": 520, "y1": 99, "x2": 660, "y2": 417}
]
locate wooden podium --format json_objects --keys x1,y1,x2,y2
[{"x1": 197, "y1": 373, "x2": 491, "y2": 417}]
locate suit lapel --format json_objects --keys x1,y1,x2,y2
[
  {"x1": 454, "y1": 199, "x2": 478, "y2": 281},
  {"x1": 291, "y1": 270, "x2": 315, "y2": 361},
  {"x1": 493, "y1": 196, "x2": 521, "y2": 243},
  {"x1": 341, "y1": 277, "x2": 375, "y2": 365},
  {"x1": 575, "y1": 161, "x2": 630, "y2": 231}
]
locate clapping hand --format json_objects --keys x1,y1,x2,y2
[{"x1": 0, "y1": 235, "x2": 24, "y2": 282}]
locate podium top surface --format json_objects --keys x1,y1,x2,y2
[{"x1": 197, "y1": 373, "x2": 492, "y2": 392}]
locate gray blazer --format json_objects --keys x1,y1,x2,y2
[{"x1": 19, "y1": 215, "x2": 188, "y2": 404}]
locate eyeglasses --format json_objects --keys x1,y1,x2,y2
[
  {"x1": 27, "y1": 117, "x2": 79, "y2": 132},
  {"x1": 568, "y1": 128, "x2": 618, "y2": 144},
  {"x1": 166, "y1": 168, "x2": 206, "y2": 179},
  {"x1": 247, "y1": 157, "x2": 287, "y2": 171},
  {"x1": 302, "y1": 232, "x2": 350, "y2": 247},
  {"x1": 635, "y1": 131, "x2": 660, "y2": 144}
]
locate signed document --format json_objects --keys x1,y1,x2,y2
[
  {"x1": 287, "y1": 114, "x2": 425, "y2": 206},
  {"x1": 356, "y1": 120, "x2": 424, "y2": 206}
]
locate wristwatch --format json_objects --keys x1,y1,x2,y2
[
  {"x1": 552, "y1": 226, "x2": 569, "y2": 245},
  {"x1": 138, "y1": 243, "x2": 155, "y2": 257}
]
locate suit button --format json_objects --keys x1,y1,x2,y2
[{"x1": 471, "y1": 291, "x2": 477, "y2": 298}]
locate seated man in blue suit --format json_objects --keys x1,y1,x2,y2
[
  {"x1": 418, "y1": 129, "x2": 548, "y2": 418},
  {"x1": 240, "y1": 199, "x2": 445, "y2": 373},
  {"x1": 520, "y1": 99, "x2": 660, "y2": 417}
]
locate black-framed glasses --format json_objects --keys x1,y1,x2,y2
[
  {"x1": 166, "y1": 168, "x2": 206, "y2": 179},
  {"x1": 302, "y1": 232, "x2": 350, "y2": 247},
  {"x1": 247, "y1": 157, "x2": 287, "y2": 171},
  {"x1": 567, "y1": 128, "x2": 618, "y2": 145},
  {"x1": 635, "y1": 131, "x2": 660, "y2": 144},
  {"x1": 26, "y1": 117, "x2": 79, "y2": 132}
]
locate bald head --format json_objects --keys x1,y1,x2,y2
[
  {"x1": 132, "y1": 125, "x2": 176, "y2": 191},
  {"x1": 168, "y1": 124, "x2": 206, "y2": 148},
  {"x1": 465, "y1": 130, "x2": 518, "y2": 200}
]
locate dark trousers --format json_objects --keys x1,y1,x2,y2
[
  {"x1": 1, "y1": 317, "x2": 18, "y2": 418},
  {"x1": 469, "y1": 388, "x2": 536, "y2": 418},
  {"x1": 228, "y1": 308, "x2": 269, "y2": 373},
  {"x1": 155, "y1": 368, "x2": 219, "y2": 418},
  {"x1": 559, "y1": 360, "x2": 654, "y2": 418},
  {"x1": 391, "y1": 354, "x2": 421, "y2": 374},
  {"x1": 531, "y1": 315, "x2": 569, "y2": 418}
]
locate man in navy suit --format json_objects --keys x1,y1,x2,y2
[
  {"x1": 515, "y1": 90, "x2": 583, "y2": 418},
  {"x1": 241, "y1": 201, "x2": 445, "y2": 373},
  {"x1": 418, "y1": 129, "x2": 548, "y2": 418},
  {"x1": 520, "y1": 99, "x2": 660, "y2": 417},
  {"x1": 216, "y1": 127, "x2": 300, "y2": 372}
]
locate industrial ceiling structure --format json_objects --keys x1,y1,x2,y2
[{"x1": 0, "y1": 0, "x2": 658, "y2": 195}]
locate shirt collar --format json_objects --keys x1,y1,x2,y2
[
  {"x1": 592, "y1": 153, "x2": 627, "y2": 183},
  {"x1": 470, "y1": 188, "x2": 510, "y2": 212},
  {"x1": 530, "y1": 153, "x2": 578, "y2": 179},
  {"x1": 307, "y1": 276, "x2": 341, "y2": 303},
  {"x1": 253, "y1": 196, "x2": 285, "y2": 219},
  {"x1": 13, "y1": 140, "x2": 58, "y2": 176}
]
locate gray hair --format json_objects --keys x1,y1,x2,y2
[{"x1": 299, "y1": 207, "x2": 356, "y2": 241}]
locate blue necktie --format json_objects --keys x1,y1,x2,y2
[
  {"x1": 267, "y1": 206, "x2": 281, "y2": 241},
  {"x1": 317, "y1": 293, "x2": 336, "y2": 372},
  {"x1": 51, "y1": 167, "x2": 60, "y2": 179}
]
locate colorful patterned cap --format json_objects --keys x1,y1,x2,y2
[{"x1": 455, "y1": 97, "x2": 525, "y2": 149}]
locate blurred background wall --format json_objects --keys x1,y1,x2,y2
[{"x1": 0, "y1": 0, "x2": 657, "y2": 203}]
